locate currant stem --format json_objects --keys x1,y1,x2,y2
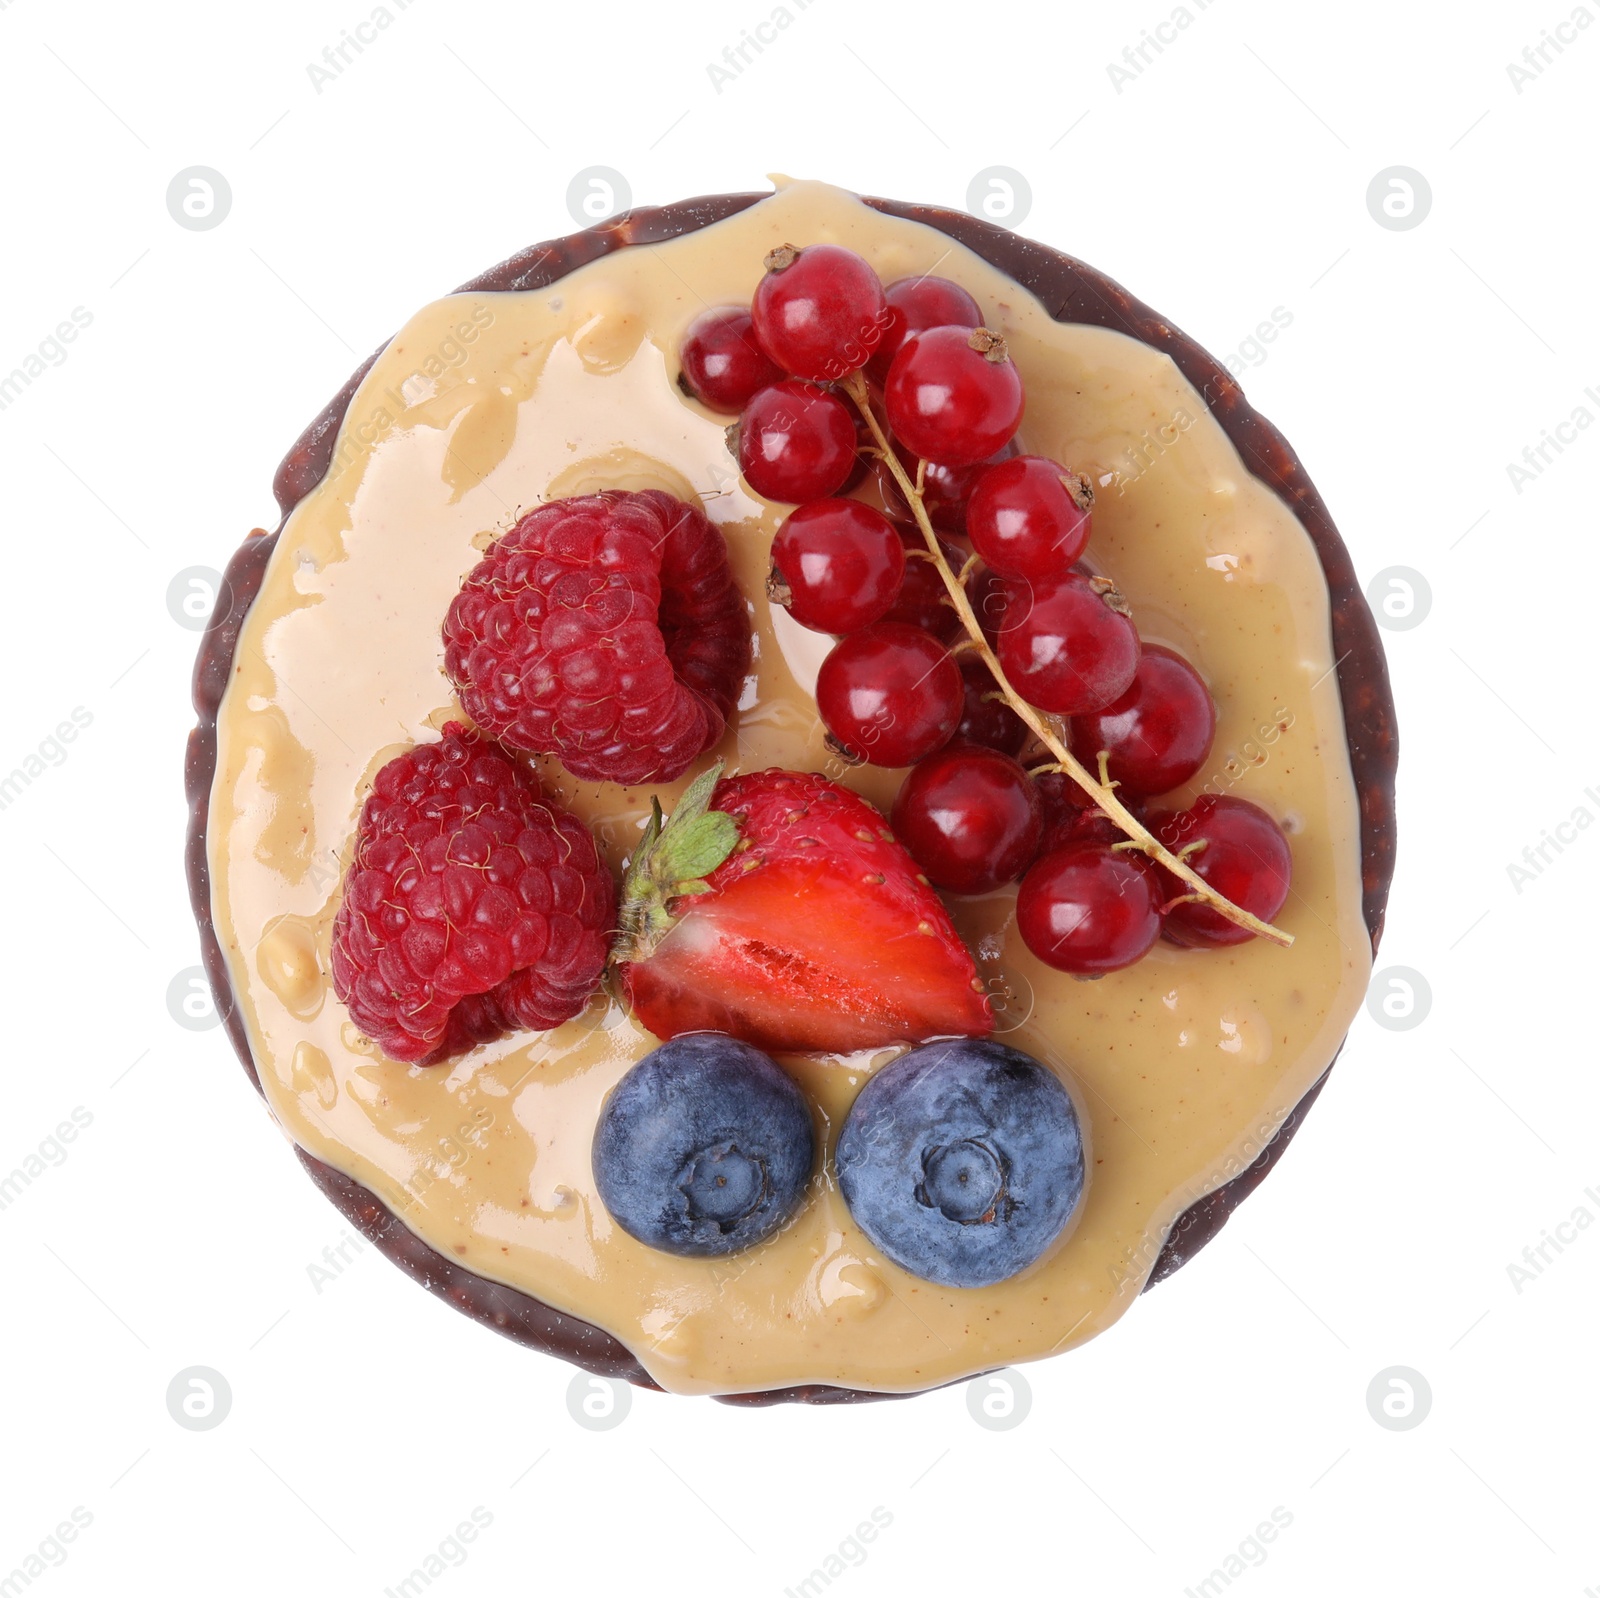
[{"x1": 842, "y1": 371, "x2": 1294, "y2": 949}]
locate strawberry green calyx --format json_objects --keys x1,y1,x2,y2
[
  {"x1": 616, "y1": 761, "x2": 740, "y2": 963},
  {"x1": 617, "y1": 767, "x2": 995, "y2": 1053}
]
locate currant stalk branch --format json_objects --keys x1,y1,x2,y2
[{"x1": 842, "y1": 372, "x2": 1294, "y2": 950}]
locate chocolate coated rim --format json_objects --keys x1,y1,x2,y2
[{"x1": 185, "y1": 191, "x2": 1398, "y2": 1406}]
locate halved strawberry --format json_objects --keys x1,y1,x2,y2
[{"x1": 616, "y1": 765, "x2": 993, "y2": 1054}]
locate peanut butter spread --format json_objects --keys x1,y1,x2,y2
[{"x1": 208, "y1": 180, "x2": 1369, "y2": 1395}]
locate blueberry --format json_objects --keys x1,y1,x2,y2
[
  {"x1": 835, "y1": 1038, "x2": 1085, "y2": 1288},
  {"x1": 592, "y1": 1033, "x2": 815, "y2": 1257}
]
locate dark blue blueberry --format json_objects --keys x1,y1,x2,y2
[
  {"x1": 592, "y1": 1033, "x2": 815, "y2": 1257},
  {"x1": 835, "y1": 1038, "x2": 1085, "y2": 1288}
]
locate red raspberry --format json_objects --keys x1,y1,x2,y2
[
  {"x1": 330, "y1": 724, "x2": 615, "y2": 1065},
  {"x1": 443, "y1": 491, "x2": 749, "y2": 786}
]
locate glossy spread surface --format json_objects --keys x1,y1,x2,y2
[{"x1": 208, "y1": 180, "x2": 1370, "y2": 1395}]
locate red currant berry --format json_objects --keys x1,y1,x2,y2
[
  {"x1": 737, "y1": 381, "x2": 857, "y2": 503},
  {"x1": 815, "y1": 623, "x2": 961, "y2": 767},
  {"x1": 679, "y1": 307, "x2": 783, "y2": 413},
  {"x1": 891, "y1": 744, "x2": 1042, "y2": 894},
  {"x1": 954, "y1": 658, "x2": 1028, "y2": 756},
  {"x1": 881, "y1": 527, "x2": 967, "y2": 642},
  {"x1": 1148, "y1": 795, "x2": 1292, "y2": 948},
  {"x1": 751, "y1": 244, "x2": 889, "y2": 382},
  {"x1": 1033, "y1": 769, "x2": 1122, "y2": 853},
  {"x1": 768, "y1": 499, "x2": 906, "y2": 634},
  {"x1": 997, "y1": 574, "x2": 1140, "y2": 716},
  {"x1": 1017, "y1": 843, "x2": 1163, "y2": 975},
  {"x1": 1069, "y1": 644, "x2": 1216, "y2": 798},
  {"x1": 967, "y1": 456, "x2": 1095, "y2": 579},
  {"x1": 966, "y1": 564, "x2": 1009, "y2": 646},
  {"x1": 885, "y1": 326, "x2": 1024, "y2": 467},
  {"x1": 876, "y1": 437, "x2": 1018, "y2": 535},
  {"x1": 866, "y1": 275, "x2": 983, "y2": 386},
  {"x1": 839, "y1": 411, "x2": 875, "y2": 493}
]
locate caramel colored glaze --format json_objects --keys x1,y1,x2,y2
[{"x1": 205, "y1": 182, "x2": 1372, "y2": 1395}]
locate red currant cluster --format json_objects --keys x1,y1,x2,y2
[{"x1": 678, "y1": 243, "x2": 1292, "y2": 977}]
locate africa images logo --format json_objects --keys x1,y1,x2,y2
[{"x1": 0, "y1": 310, "x2": 94, "y2": 414}]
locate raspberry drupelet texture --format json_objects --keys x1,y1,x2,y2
[
  {"x1": 443, "y1": 490, "x2": 750, "y2": 786},
  {"x1": 330, "y1": 723, "x2": 616, "y2": 1065}
]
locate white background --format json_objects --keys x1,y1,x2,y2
[{"x1": 0, "y1": 0, "x2": 1595, "y2": 1593}]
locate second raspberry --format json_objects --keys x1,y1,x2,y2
[{"x1": 444, "y1": 490, "x2": 750, "y2": 786}]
